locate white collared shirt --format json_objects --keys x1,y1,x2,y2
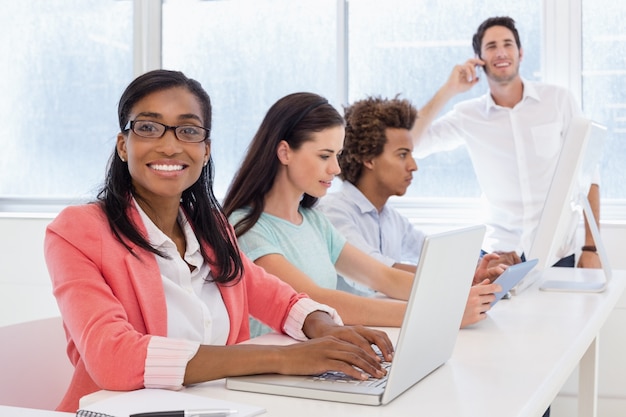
[
  {"x1": 415, "y1": 80, "x2": 596, "y2": 258},
  {"x1": 134, "y1": 199, "x2": 230, "y2": 345}
]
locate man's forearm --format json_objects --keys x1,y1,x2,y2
[
  {"x1": 583, "y1": 184, "x2": 601, "y2": 245},
  {"x1": 411, "y1": 58, "x2": 483, "y2": 143},
  {"x1": 411, "y1": 87, "x2": 455, "y2": 141}
]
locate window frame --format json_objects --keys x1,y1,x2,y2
[{"x1": 1, "y1": 0, "x2": 624, "y2": 223}]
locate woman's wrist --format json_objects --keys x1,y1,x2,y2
[{"x1": 302, "y1": 311, "x2": 337, "y2": 339}]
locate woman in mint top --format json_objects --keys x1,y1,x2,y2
[
  {"x1": 228, "y1": 207, "x2": 344, "y2": 291},
  {"x1": 224, "y1": 92, "x2": 498, "y2": 336}
]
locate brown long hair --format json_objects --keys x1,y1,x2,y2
[{"x1": 223, "y1": 92, "x2": 344, "y2": 237}]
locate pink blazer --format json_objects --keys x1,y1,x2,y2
[{"x1": 44, "y1": 203, "x2": 306, "y2": 412}]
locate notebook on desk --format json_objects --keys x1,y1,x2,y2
[
  {"x1": 76, "y1": 388, "x2": 265, "y2": 417},
  {"x1": 226, "y1": 225, "x2": 486, "y2": 406}
]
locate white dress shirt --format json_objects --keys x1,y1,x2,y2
[
  {"x1": 135, "y1": 199, "x2": 230, "y2": 345},
  {"x1": 415, "y1": 80, "x2": 596, "y2": 258}
]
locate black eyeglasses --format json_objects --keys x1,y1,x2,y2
[{"x1": 124, "y1": 120, "x2": 210, "y2": 143}]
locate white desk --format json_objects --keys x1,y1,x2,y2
[
  {"x1": 83, "y1": 268, "x2": 625, "y2": 417},
  {"x1": 0, "y1": 406, "x2": 73, "y2": 417}
]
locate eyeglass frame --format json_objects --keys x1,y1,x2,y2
[{"x1": 123, "y1": 120, "x2": 211, "y2": 143}]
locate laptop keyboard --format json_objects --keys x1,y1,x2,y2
[
  {"x1": 308, "y1": 362, "x2": 391, "y2": 387},
  {"x1": 307, "y1": 348, "x2": 392, "y2": 388}
]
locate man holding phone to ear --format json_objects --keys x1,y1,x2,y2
[{"x1": 411, "y1": 16, "x2": 601, "y2": 273}]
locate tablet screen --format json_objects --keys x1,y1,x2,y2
[{"x1": 491, "y1": 258, "x2": 539, "y2": 306}]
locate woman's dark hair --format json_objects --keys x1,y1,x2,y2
[
  {"x1": 223, "y1": 92, "x2": 344, "y2": 237},
  {"x1": 97, "y1": 69, "x2": 243, "y2": 284},
  {"x1": 339, "y1": 96, "x2": 417, "y2": 184},
  {"x1": 472, "y1": 16, "x2": 521, "y2": 58}
]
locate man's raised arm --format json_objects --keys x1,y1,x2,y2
[{"x1": 411, "y1": 58, "x2": 484, "y2": 142}]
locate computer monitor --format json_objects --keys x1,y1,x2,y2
[{"x1": 524, "y1": 116, "x2": 611, "y2": 292}]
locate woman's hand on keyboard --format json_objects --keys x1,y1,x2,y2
[{"x1": 278, "y1": 334, "x2": 390, "y2": 381}]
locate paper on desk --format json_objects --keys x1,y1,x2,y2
[{"x1": 80, "y1": 388, "x2": 265, "y2": 417}]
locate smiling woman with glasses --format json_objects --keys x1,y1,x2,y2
[{"x1": 43, "y1": 69, "x2": 393, "y2": 412}]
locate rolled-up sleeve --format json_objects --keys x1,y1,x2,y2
[
  {"x1": 144, "y1": 336, "x2": 200, "y2": 389},
  {"x1": 283, "y1": 298, "x2": 343, "y2": 341}
]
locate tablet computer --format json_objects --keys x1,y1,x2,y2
[{"x1": 491, "y1": 258, "x2": 539, "y2": 306}]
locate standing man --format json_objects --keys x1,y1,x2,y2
[
  {"x1": 317, "y1": 96, "x2": 502, "y2": 311},
  {"x1": 411, "y1": 16, "x2": 601, "y2": 270}
]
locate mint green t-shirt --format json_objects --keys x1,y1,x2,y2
[{"x1": 229, "y1": 207, "x2": 347, "y2": 337}]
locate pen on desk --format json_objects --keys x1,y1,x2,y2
[{"x1": 129, "y1": 409, "x2": 237, "y2": 417}]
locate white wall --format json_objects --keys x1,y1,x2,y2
[
  {"x1": 1, "y1": 215, "x2": 625, "y2": 415},
  {"x1": 0, "y1": 216, "x2": 60, "y2": 326}
]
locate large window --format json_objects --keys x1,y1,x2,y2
[
  {"x1": 0, "y1": 1, "x2": 132, "y2": 203},
  {"x1": 161, "y1": 0, "x2": 541, "y2": 199},
  {"x1": 347, "y1": 0, "x2": 540, "y2": 198},
  {"x1": 582, "y1": 0, "x2": 626, "y2": 200},
  {"x1": 162, "y1": 0, "x2": 338, "y2": 197},
  {"x1": 1, "y1": 0, "x2": 625, "y2": 217}
]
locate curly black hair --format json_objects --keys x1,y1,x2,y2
[{"x1": 339, "y1": 96, "x2": 417, "y2": 184}]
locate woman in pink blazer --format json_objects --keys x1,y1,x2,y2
[{"x1": 44, "y1": 70, "x2": 393, "y2": 412}]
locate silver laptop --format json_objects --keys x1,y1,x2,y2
[{"x1": 226, "y1": 225, "x2": 486, "y2": 406}]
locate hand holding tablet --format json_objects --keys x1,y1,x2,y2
[{"x1": 491, "y1": 258, "x2": 539, "y2": 306}]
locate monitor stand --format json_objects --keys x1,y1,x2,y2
[{"x1": 539, "y1": 193, "x2": 612, "y2": 292}]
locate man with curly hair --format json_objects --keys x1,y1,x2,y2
[{"x1": 317, "y1": 96, "x2": 467, "y2": 295}]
